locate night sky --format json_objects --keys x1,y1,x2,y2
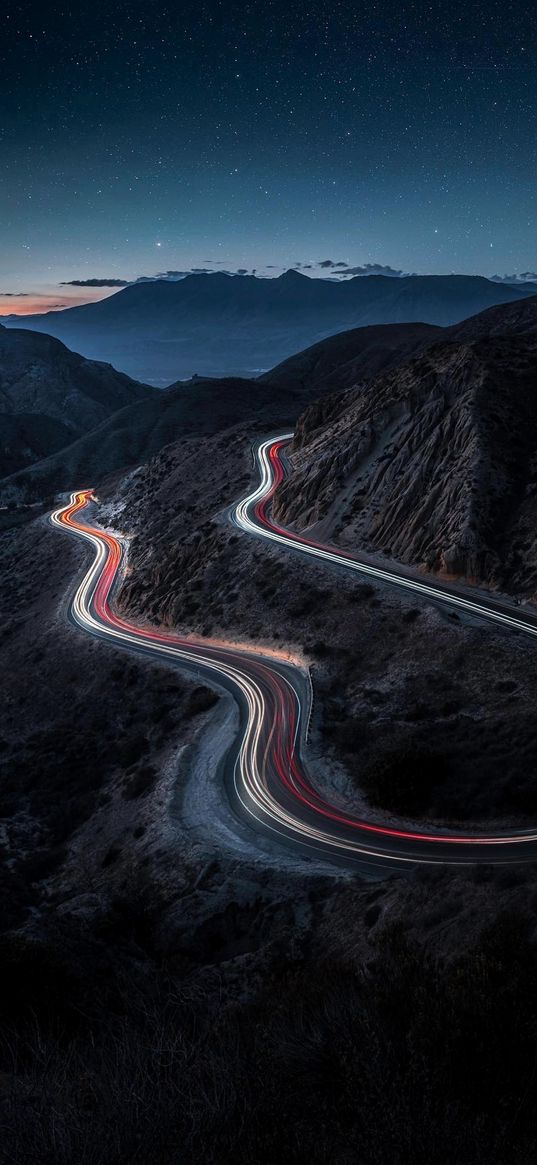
[{"x1": 2, "y1": 0, "x2": 536, "y2": 313}]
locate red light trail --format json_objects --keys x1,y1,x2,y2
[{"x1": 50, "y1": 438, "x2": 537, "y2": 872}]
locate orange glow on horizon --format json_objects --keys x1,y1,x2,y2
[{"x1": 0, "y1": 288, "x2": 120, "y2": 317}]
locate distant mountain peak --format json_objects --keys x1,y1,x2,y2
[
  {"x1": 185, "y1": 269, "x2": 232, "y2": 281},
  {"x1": 277, "y1": 268, "x2": 309, "y2": 281}
]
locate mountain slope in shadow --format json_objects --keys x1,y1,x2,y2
[
  {"x1": 4, "y1": 270, "x2": 537, "y2": 384},
  {"x1": 0, "y1": 324, "x2": 154, "y2": 476}
]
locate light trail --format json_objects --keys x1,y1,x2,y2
[
  {"x1": 235, "y1": 435, "x2": 537, "y2": 643},
  {"x1": 50, "y1": 436, "x2": 537, "y2": 872}
]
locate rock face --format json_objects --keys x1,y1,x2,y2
[{"x1": 274, "y1": 333, "x2": 537, "y2": 595}]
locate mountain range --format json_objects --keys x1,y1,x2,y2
[
  {"x1": 3, "y1": 269, "x2": 537, "y2": 385},
  {"x1": 2, "y1": 293, "x2": 537, "y2": 507}
]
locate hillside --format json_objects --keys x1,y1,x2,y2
[
  {"x1": 7, "y1": 475, "x2": 537, "y2": 1160},
  {"x1": 260, "y1": 321, "x2": 441, "y2": 393},
  {"x1": 4, "y1": 318, "x2": 442, "y2": 499},
  {"x1": 4, "y1": 270, "x2": 536, "y2": 384},
  {"x1": 0, "y1": 324, "x2": 154, "y2": 476},
  {"x1": 0, "y1": 412, "x2": 73, "y2": 478},
  {"x1": 262, "y1": 294, "x2": 537, "y2": 397},
  {"x1": 0, "y1": 375, "x2": 293, "y2": 499},
  {"x1": 274, "y1": 332, "x2": 537, "y2": 595},
  {"x1": 6, "y1": 293, "x2": 537, "y2": 502},
  {"x1": 105, "y1": 416, "x2": 537, "y2": 833},
  {"x1": 445, "y1": 293, "x2": 537, "y2": 342}
]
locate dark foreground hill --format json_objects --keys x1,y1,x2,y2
[
  {"x1": 4, "y1": 269, "x2": 537, "y2": 384},
  {"x1": 0, "y1": 412, "x2": 73, "y2": 478},
  {"x1": 0, "y1": 324, "x2": 154, "y2": 477}
]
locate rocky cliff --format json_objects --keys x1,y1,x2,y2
[{"x1": 274, "y1": 334, "x2": 537, "y2": 594}]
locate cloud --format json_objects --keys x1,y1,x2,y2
[
  {"x1": 137, "y1": 267, "x2": 230, "y2": 281},
  {"x1": 317, "y1": 259, "x2": 348, "y2": 268},
  {"x1": 114, "y1": 269, "x2": 217, "y2": 284},
  {"x1": 60, "y1": 278, "x2": 129, "y2": 287},
  {"x1": 137, "y1": 267, "x2": 255, "y2": 282},
  {"x1": 338, "y1": 263, "x2": 408, "y2": 278},
  {"x1": 490, "y1": 272, "x2": 537, "y2": 284},
  {"x1": 152, "y1": 270, "x2": 192, "y2": 279},
  {"x1": 0, "y1": 292, "x2": 30, "y2": 296}
]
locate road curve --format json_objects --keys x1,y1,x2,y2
[{"x1": 50, "y1": 439, "x2": 537, "y2": 872}]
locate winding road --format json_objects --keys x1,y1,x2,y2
[{"x1": 50, "y1": 435, "x2": 537, "y2": 872}]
